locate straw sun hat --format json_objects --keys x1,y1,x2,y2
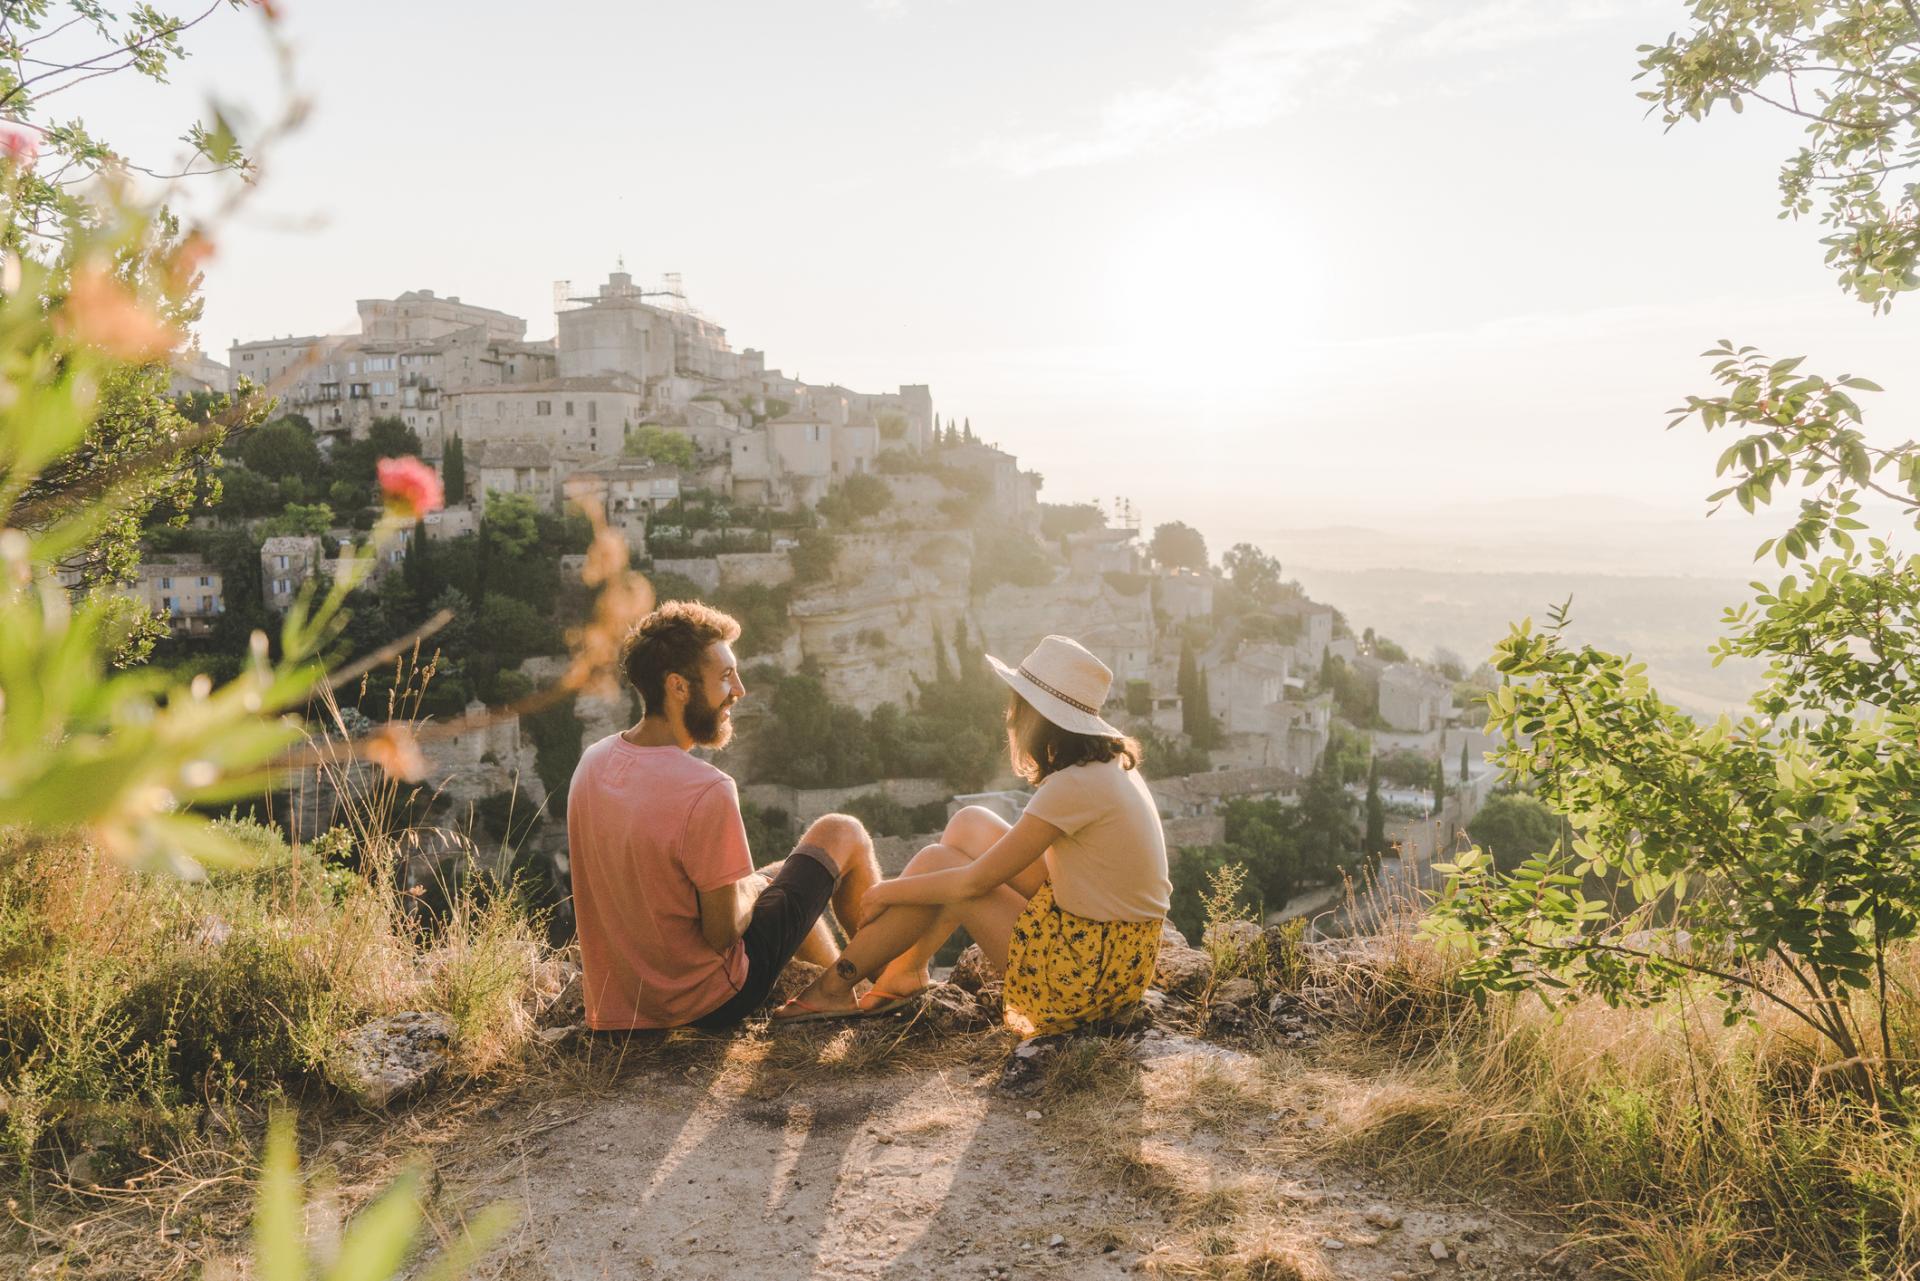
[{"x1": 985, "y1": 634, "x2": 1124, "y2": 739}]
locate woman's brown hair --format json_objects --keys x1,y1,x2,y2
[{"x1": 1006, "y1": 690, "x2": 1142, "y2": 785}]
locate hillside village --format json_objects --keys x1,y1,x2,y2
[{"x1": 157, "y1": 269, "x2": 1497, "y2": 924}]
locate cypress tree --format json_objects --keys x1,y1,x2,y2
[
  {"x1": 443, "y1": 435, "x2": 466, "y2": 503},
  {"x1": 1460, "y1": 739, "x2": 1470, "y2": 784},
  {"x1": 1178, "y1": 638, "x2": 1201, "y2": 739},
  {"x1": 1193, "y1": 669, "x2": 1215, "y2": 748},
  {"x1": 1433, "y1": 754, "x2": 1448, "y2": 808},
  {"x1": 1365, "y1": 756, "x2": 1386, "y2": 855},
  {"x1": 932, "y1": 619, "x2": 952, "y2": 684}
]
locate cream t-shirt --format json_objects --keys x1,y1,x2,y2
[{"x1": 1024, "y1": 757, "x2": 1171, "y2": 922}]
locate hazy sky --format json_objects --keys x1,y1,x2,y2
[{"x1": 79, "y1": 0, "x2": 1920, "y2": 571}]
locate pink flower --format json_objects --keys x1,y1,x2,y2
[
  {"x1": 1, "y1": 128, "x2": 38, "y2": 168},
  {"x1": 377, "y1": 456, "x2": 444, "y2": 521}
]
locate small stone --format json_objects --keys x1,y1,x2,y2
[
  {"x1": 1302, "y1": 1115, "x2": 1326, "y2": 1130},
  {"x1": 1364, "y1": 1205, "x2": 1403, "y2": 1229},
  {"x1": 1320, "y1": 1237, "x2": 1346, "y2": 1250},
  {"x1": 1048, "y1": 1234, "x2": 1065, "y2": 1247},
  {"x1": 876, "y1": 1134, "x2": 894, "y2": 1145},
  {"x1": 327, "y1": 1139, "x2": 349, "y2": 1157},
  {"x1": 1389, "y1": 1272, "x2": 1414, "y2": 1281},
  {"x1": 1429, "y1": 1239, "x2": 1451, "y2": 1260},
  {"x1": 1025, "y1": 1110, "x2": 1042, "y2": 1121}
]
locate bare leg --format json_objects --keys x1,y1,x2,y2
[
  {"x1": 787, "y1": 812, "x2": 879, "y2": 967},
  {"x1": 793, "y1": 917, "x2": 838, "y2": 968},
  {"x1": 775, "y1": 841, "x2": 1029, "y2": 1018}
]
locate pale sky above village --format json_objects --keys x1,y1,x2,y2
[{"x1": 81, "y1": 0, "x2": 1920, "y2": 574}]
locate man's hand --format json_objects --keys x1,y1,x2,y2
[{"x1": 697, "y1": 872, "x2": 763, "y2": 953}]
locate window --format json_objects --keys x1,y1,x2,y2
[
  {"x1": 535, "y1": 401, "x2": 551, "y2": 416},
  {"x1": 201, "y1": 595, "x2": 214, "y2": 612},
  {"x1": 198, "y1": 575, "x2": 211, "y2": 587},
  {"x1": 242, "y1": 352, "x2": 255, "y2": 362},
  {"x1": 275, "y1": 555, "x2": 288, "y2": 570},
  {"x1": 587, "y1": 401, "x2": 598, "y2": 423},
  {"x1": 161, "y1": 595, "x2": 173, "y2": 611},
  {"x1": 159, "y1": 576, "x2": 172, "y2": 590},
  {"x1": 565, "y1": 401, "x2": 574, "y2": 417}
]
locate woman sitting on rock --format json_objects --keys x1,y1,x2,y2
[{"x1": 774, "y1": 634, "x2": 1172, "y2": 1036}]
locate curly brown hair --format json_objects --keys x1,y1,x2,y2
[
  {"x1": 620, "y1": 600, "x2": 741, "y2": 717},
  {"x1": 1006, "y1": 690, "x2": 1142, "y2": 785}
]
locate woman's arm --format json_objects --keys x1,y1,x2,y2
[{"x1": 866, "y1": 812, "x2": 1061, "y2": 909}]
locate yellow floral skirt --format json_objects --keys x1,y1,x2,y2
[{"x1": 1002, "y1": 881, "x2": 1162, "y2": 1037}]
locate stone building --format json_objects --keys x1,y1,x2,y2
[
  {"x1": 261, "y1": 535, "x2": 322, "y2": 610},
  {"x1": 469, "y1": 440, "x2": 558, "y2": 508},
  {"x1": 229, "y1": 290, "x2": 555, "y2": 448},
  {"x1": 568, "y1": 457, "x2": 681, "y2": 551},
  {"x1": 442, "y1": 374, "x2": 643, "y2": 461},
  {"x1": 127, "y1": 557, "x2": 224, "y2": 636},
  {"x1": 1378, "y1": 663, "x2": 1456, "y2": 733}
]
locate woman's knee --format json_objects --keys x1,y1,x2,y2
[
  {"x1": 801, "y1": 812, "x2": 872, "y2": 871},
  {"x1": 943, "y1": 805, "x2": 1010, "y2": 854},
  {"x1": 903, "y1": 843, "x2": 970, "y2": 876}
]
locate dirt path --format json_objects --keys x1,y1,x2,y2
[{"x1": 428, "y1": 1022, "x2": 1570, "y2": 1281}]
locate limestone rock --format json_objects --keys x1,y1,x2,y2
[
  {"x1": 1204, "y1": 919, "x2": 1263, "y2": 954},
  {"x1": 948, "y1": 944, "x2": 995, "y2": 993},
  {"x1": 331, "y1": 1011, "x2": 456, "y2": 1108},
  {"x1": 1155, "y1": 924, "x2": 1213, "y2": 996},
  {"x1": 1214, "y1": 978, "x2": 1259, "y2": 1007},
  {"x1": 915, "y1": 981, "x2": 994, "y2": 1033},
  {"x1": 773, "y1": 959, "x2": 824, "y2": 1005}
]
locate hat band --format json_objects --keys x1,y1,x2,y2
[{"x1": 1016, "y1": 664, "x2": 1101, "y2": 718}]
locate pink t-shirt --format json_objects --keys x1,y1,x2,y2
[{"x1": 566, "y1": 735, "x2": 754, "y2": 1029}]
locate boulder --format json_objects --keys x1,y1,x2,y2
[
  {"x1": 1154, "y1": 924, "x2": 1213, "y2": 996},
  {"x1": 1214, "y1": 977, "x2": 1259, "y2": 1007},
  {"x1": 1204, "y1": 920, "x2": 1263, "y2": 953},
  {"x1": 330, "y1": 1011, "x2": 457, "y2": 1108},
  {"x1": 948, "y1": 944, "x2": 996, "y2": 993}
]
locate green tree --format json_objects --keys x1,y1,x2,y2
[
  {"x1": 1431, "y1": 754, "x2": 1447, "y2": 808},
  {"x1": 1039, "y1": 501, "x2": 1104, "y2": 541},
  {"x1": 624, "y1": 424, "x2": 696, "y2": 468},
  {"x1": 482, "y1": 491, "x2": 541, "y2": 559},
  {"x1": 1459, "y1": 738, "x2": 1470, "y2": 784},
  {"x1": 262, "y1": 502, "x2": 334, "y2": 538},
  {"x1": 443, "y1": 434, "x2": 467, "y2": 503},
  {"x1": 233, "y1": 416, "x2": 323, "y2": 484},
  {"x1": 475, "y1": 592, "x2": 560, "y2": 667},
  {"x1": 1464, "y1": 792, "x2": 1560, "y2": 875},
  {"x1": 1638, "y1": 1, "x2": 1920, "y2": 309},
  {"x1": 971, "y1": 527, "x2": 1053, "y2": 593},
  {"x1": 1430, "y1": 0, "x2": 1920, "y2": 1103},
  {"x1": 789, "y1": 528, "x2": 838, "y2": 585},
  {"x1": 1221, "y1": 542, "x2": 1282, "y2": 606},
  {"x1": 1150, "y1": 520, "x2": 1208, "y2": 572}
]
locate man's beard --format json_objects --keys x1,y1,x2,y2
[{"x1": 684, "y1": 683, "x2": 735, "y2": 749}]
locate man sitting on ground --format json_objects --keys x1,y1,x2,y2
[{"x1": 567, "y1": 601, "x2": 880, "y2": 1030}]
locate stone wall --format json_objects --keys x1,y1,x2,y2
[
  {"x1": 740, "y1": 775, "x2": 951, "y2": 825},
  {"x1": 651, "y1": 557, "x2": 721, "y2": 592},
  {"x1": 717, "y1": 551, "x2": 793, "y2": 588}
]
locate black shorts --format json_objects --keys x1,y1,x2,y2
[{"x1": 690, "y1": 843, "x2": 840, "y2": 1028}]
